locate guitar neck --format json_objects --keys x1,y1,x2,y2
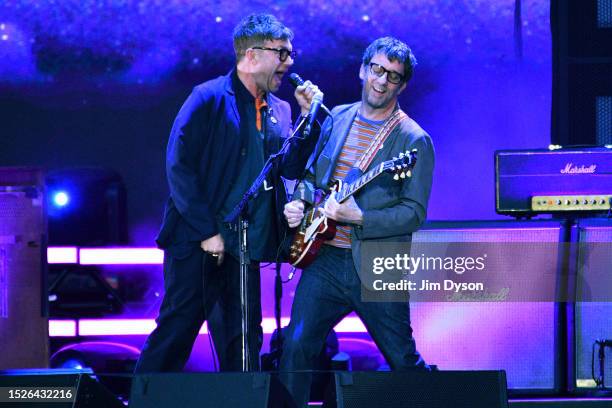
[{"x1": 337, "y1": 163, "x2": 385, "y2": 203}]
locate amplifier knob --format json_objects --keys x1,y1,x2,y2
[
  {"x1": 583, "y1": 199, "x2": 588, "y2": 205},
  {"x1": 601, "y1": 199, "x2": 606, "y2": 205},
  {"x1": 566, "y1": 200, "x2": 571, "y2": 205},
  {"x1": 557, "y1": 200, "x2": 562, "y2": 205}
]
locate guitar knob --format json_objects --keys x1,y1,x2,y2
[
  {"x1": 393, "y1": 174, "x2": 399, "y2": 181},
  {"x1": 400, "y1": 172, "x2": 406, "y2": 179},
  {"x1": 406, "y1": 170, "x2": 412, "y2": 177}
]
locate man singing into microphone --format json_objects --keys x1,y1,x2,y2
[
  {"x1": 280, "y1": 37, "x2": 434, "y2": 406},
  {"x1": 135, "y1": 13, "x2": 321, "y2": 373}
]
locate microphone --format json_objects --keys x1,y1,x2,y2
[
  {"x1": 288, "y1": 73, "x2": 330, "y2": 113},
  {"x1": 303, "y1": 92, "x2": 323, "y2": 137},
  {"x1": 288, "y1": 73, "x2": 330, "y2": 137}
]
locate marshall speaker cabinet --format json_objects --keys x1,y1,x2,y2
[{"x1": 570, "y1": 219, "x2": 612, "y2": 392}]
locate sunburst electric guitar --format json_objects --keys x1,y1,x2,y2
[{"x1": 288, "y1": 149, "x2": 417, "y2": 268}]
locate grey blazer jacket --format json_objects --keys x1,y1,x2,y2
[{"x1": 294, "y1": 102, "x2": 435, "y2": 277}]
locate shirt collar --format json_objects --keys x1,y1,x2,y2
[{"x1": 231, "y1": 69, "x2": 266, "y2": 105}]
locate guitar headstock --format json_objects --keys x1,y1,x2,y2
[{"x1": 382, "y1": 149, "x2": 418, "y2": 180}]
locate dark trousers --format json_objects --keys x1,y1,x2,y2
[
  {"x1": 134, "y1": 248, "x2": 263, "y2": 372},
  {"x1": 279, "y1": 245, "x2": 428, "y2": 407}
]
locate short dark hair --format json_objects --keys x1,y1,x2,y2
[
  {"x1": 233, "y1": 14, "x2": 294, "y2": 60},
  {"x1": 362, "y1": 37, "x2": 417, "y2": 83}
]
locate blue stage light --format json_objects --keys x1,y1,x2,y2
[{"x1": 52, "y1": 191, "x2": 70, "y2": 207}]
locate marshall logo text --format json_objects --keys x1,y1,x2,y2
[{"x1": 560, "y1": 163, "x2": 597, "y2": 174}]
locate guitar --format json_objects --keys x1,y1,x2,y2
[{"x1": 289, "y1": 149, "x2": 418, "y2": 268}]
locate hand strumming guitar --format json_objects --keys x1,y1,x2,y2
[{"x1": 323, "y1": 191, "x2": 363, "y2": 225}]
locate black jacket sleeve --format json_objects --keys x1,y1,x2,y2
[{"x1": 165, "y1": 86, "x2": 219, "y2": 241}]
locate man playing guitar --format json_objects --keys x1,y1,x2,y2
[{"x1": 279, "y1": 36, "x2": 435, "y2": 407}]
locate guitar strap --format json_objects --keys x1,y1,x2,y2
[{"x1": 354, "y1": 107, "x2": 409, "y2": 173}]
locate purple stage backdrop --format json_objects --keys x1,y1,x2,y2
[{"x1": 0, "y1": 0, "x2": 551, "y2": 243}]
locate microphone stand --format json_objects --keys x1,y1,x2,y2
[
  {"x1": 224, "y1": 116, "x2": 308, "y2": 372},
  {"x1": 274, "y1": 259, "x2": 282, "y2": 367}
]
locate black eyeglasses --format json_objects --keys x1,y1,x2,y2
[
  {"x1": 368, "y1": 62, "x2": 404, "y2": 84},
  {"x1": 251, "y1": 46, "x2": 296, "y2": 62}
]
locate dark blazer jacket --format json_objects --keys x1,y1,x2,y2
[
  {"x1": 295, "y1": 102, "x2": 435, "y2": 276},
  {"x1": 156, "y1": 70, "x2": 317, "y2": 259}
]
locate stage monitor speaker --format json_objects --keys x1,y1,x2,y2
[
  {"x1": 326, "y1": 370, "x2": 508, "y2": 408},
  {"x1": 0, "y1": 370, "x2": 123, "y2": 407},
  {"x1": 0, "y1": 167, "x2": 48, "y2": 369},
  {"x1": 571, "y1": 219, "x2": 612, "y2": 391},
  {"x1": 130, "y1": 372, "x2": 273, "y2": 408},
  {"x1": 409, "y1": 220, "x2": 565, "y2": 393}
]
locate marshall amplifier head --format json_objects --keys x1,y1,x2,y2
[{"x1": 495, "y1": 147, "x2": 612, "y2": 216}]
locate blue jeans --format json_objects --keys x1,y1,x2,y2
[{"x1": 279, "y1": 245, "x2": 428, "y2": 407}]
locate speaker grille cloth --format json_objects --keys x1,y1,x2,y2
[
  {"x1": 409, "y1": 225, "x2": 560, "y2": 390},
  {"x1": 575, "y1": 225, "x2": 612, "y2": 388},
  {"x1": 597, "y1": 96, "x2": 612, "y2": 145},
  {"x1": 598, "y1": 0, "x2": 612, "y2": 28}
]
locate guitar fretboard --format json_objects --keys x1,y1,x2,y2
[{"x1": 337, "y1": 162, "x2": 386, "y2": 203}]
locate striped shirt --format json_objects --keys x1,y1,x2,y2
[{"x1": 327, "y1": 114, "x2": 384, "y2": 248}]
